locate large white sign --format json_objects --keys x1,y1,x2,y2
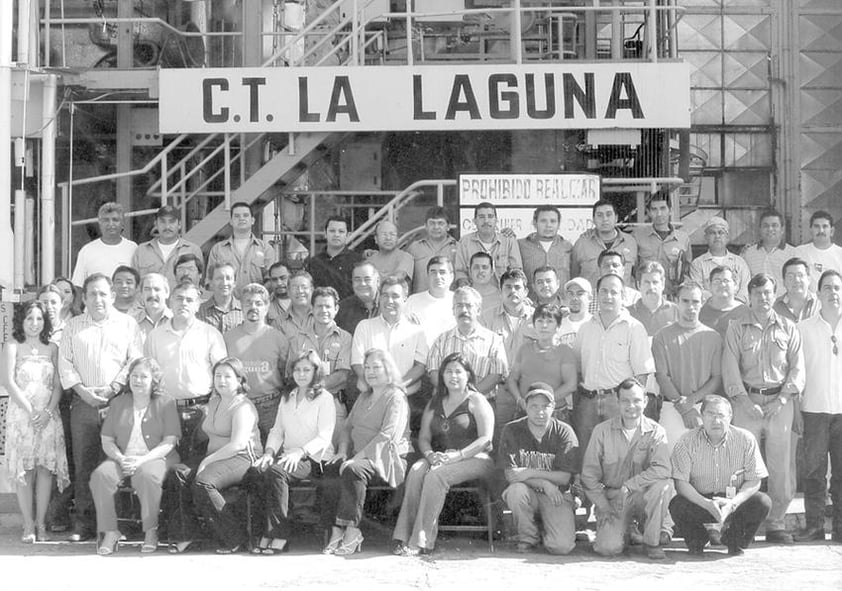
[
  {"x1": 159, "y1": 63, "x2": 691, "y2": 133},
  {"x1": 459, "y1": 173, "x2": 599, "y2": 239}
]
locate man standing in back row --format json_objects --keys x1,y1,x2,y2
[
  {"x1": 571, "y1": 200, "x2": 637, "y2": 289},
  {"x1": 132, "y1": 205, "x2": 203, "y2": 289},
  {"x1": 454, "y1": 202, "x2": 522, "y2": 287},
  {"x1": 518, "y1": 206, "x2": 573, "y2": 301},
  {"x1": 71, "y1": 202, "x2": 138, "y2": 287},
  {"x1": 308, "y1": 215, "x2": 362, "y2": 300},
  {"x1": 207, "y1": 201, "x2": 277, "y2": 294}
]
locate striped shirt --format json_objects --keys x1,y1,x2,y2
[
  {"x1": 58, "y1": 310, "x2": 143, "y2": 390},
  {"x1": 197, "y1": 297, "x2": 244, "y2": 335},
  {"x1": 427, "y1": 325, "x2": 509, "y2": 381},
  {"x1": 671, "y1": 425, "x2": 768, "y2": 495},
  {"x1": 740, "y1": 243, "x2": 797, "y2": 298}
]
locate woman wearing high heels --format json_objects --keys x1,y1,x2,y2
[
  {"x1": 321, "y1": 348, "x2": 410, "y2": 556},
  {"x1": 90, "y1": 357, "x2": 181, "y2": 555},
  {"x1": 2, "y1": 301, "x2": 70, "y2": 544},
  {"x1": 253, "y1": 350, "x2": 336, "y2": 555},
  {"x1": 392, "y1": 353, "x2": 494, "y2": 555},
  {"x1": 179, "y1": 357, "x2": 263, "y2": 554}
]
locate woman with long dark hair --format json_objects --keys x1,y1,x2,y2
[
  {"x1": 253, "y1": 350, "x2": 336, "y2": 554},
  {"x1": 391, "y1": 352, "x2": 494, "y2": 555}
]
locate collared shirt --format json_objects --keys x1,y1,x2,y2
[
  {"x1": 335, "y1": 294, "x2": 378, "y2": 335},
  {"x1": 588, "y1": 286, "x2": 641, "y2": 316},
  {"x1": 632, "y1": 225, "x2": 692, "y2": 294},
  {"x1": 517, "y1": 233, "x2": 574, "y2": 298},
  {"x1": 405, "y1": 290, "x2": 455, "y2": 346},
  {"x1": 740, "y1": 242, "x2": 797, "y2": 298},
  {"x1": 266, "y1": 298, "x2": 291, "y2": 326},
  {"x1": 575, "y1": 311, "x2": 655, "y2": 390},
  {"x1": 454, "y1": 231, "x2": 523, "y2": 284},
  {"x1": 207, "y1": 234, "x2": 277, "y2": 292},
  {"x1": 307, "y1": 248, "x2": 363, "y2": 300},
  {"x1": 722, "y1": 308, "x2": 805, "y2": 398},
  {"x1": 272, "y1": 309, "x2": 316, "y2": 341},
  {"x1": 628, "y1": 298, "x2": 678, "y2": 337},
  {"x1": 132, "y1": 237, "x2": 204, "y2": 289},
  {"x1": 366, "y1": 249, "x2": 415, "y2": 284},
  {"x1": 197, "y1": 297, "x2": 244, "y2": 335},
  {"x1": 773, "y1": 293, "x2": 819, "y2": 324},
  {"x1": 797, "y1": 313, "x2": 842, "y2": 414},
  {"x1": 688, "y1": 251, "x2": 752, "y2": 302},
  {"x1": 480, "y1": 302, "x2": 536, "y2": 363},
  {"x1": 581, "y1": 416, "x2": 671, "y2": 504},
  {"x1": 59, "y1": 311, "x2": 143, "y2": 390},
  {"x1": 351, "y1": 315, "x2": 428, "y2": 379},
  {"x1": 671, "y1": 425, "x2": 769, "y2": 495},
  {"x1": 286, "y1": 322, "x2": 352, "y2": 388},
  {"x1": 264, "y1": 390, "x2": 336, "y2": 461},
  {"x1": 474, "y1": 282, "x2": 503, "y2": 315},
  {"x1": 570, "y1": 228, "x2": 638, "y2": 289},
  {"x1": 224, "y1": 324, "x2": 289, "y2": 398},
  {"x1": 405, "y1": 235, "x2": 458, "y2": 293},
  {"x1": 427, "y1": 325, "x2": 509, "y2": 380},
  {"x1": 144, "y1": 318, "x2": 227, "y2": 399},
  {"x1": 132, "y1": 307, "x2": 173, "y2": 341}
]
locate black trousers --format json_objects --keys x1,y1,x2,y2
[{"x1": 669, "y1": 491, "x2": 771, "y2": 551}]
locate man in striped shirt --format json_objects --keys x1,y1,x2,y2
[
  {"x1": 669, "y1": 395, "x2": 771, "y2": 556},
  {"x1": 59, "y1": 273, "x2": 143, "y2": 541}
]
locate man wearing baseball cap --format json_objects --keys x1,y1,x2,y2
[
  {"x1": 557, "y1": 277, "x2": 592, "y2": 347},
  {"x1": 688, "y1": 216, "x2": 751, "y2": 302},
  {"x1": 499, "y1": 382, "x2": 580, "y2": 554},
  {"x1": 132, "y1": 205, "x2": 203, "y2": 289}
]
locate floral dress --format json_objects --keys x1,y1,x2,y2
[{"x1": 3, "y1": 350, "x2": 70, "y2": 490}]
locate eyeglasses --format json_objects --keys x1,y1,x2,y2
[{"x1": 833, "y1": 336, "x2": 839, "y2": 356}]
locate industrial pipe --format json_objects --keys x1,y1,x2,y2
[
  {"x1": 0, "y1": 1, "x2": 14, "y2": 291},
  {"x1": 41, "y1": 74, "x2": 58, "y2": 283}
]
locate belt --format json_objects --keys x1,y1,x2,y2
[
  {"x1": 250, "y1": 391, "x2": 282, "y2": 405},
  {"x1": 176, "y1": 394, "x2": 211, "y2": 408},
  {"x1": 579, "y1": 386, "x2": 618, "y2": 399},
  {"x1": 744, "y1": 384, "x2": 783, "y2": 396}
]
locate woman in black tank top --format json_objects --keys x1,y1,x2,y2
[{"x1": 391, "y1": 352, "x2": 495, "y2": 556}]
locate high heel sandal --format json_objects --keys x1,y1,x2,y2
[
  {"x1": 167, "y1": 540, "x2": 193, "y2": 554},
  {"x1": 141, "y1": 530, "x2": 159, "y2": 553},
  {"x1": 35, "y1": 525, "x2": 50, "y2": 542},
  {"x1": 21, "y1": 525, "x2": 36, "y2": 544},
  {"x1": 252, "y1": 536, "x2": 271, "y2": 555},
  {"x1": 322, "y1": 527, "x2": 343, "y2": 555},
  {"x1": 334, "y1": 532, "x2": 364, "y2": 556},
  {"x1": 215, "y1": 543, "x2": 241, "y2": 555},
  {"x1": 97, "y1": 532, "x2": 121, "y2": 556}
]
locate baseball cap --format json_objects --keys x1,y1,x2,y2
[
  {"x1": 156, "y1": 205, "x2": 180, "y2": 220},
  {"x1": 564, "y1": 277, "x2": 592, "y2": 294},
  {"x1": 524, "y1": 382, "x2": 555, "y2": 404}
]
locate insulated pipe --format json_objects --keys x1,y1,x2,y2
[
  {"x1": 0, "y1": 1, "x2": 14, "y2": 291},
  {"x1": 18, "y1": 0, "x2": 31, "y2": 64},
  {"x1": 14, "y1": 189, "x2": 26, "y2": 290},
  {"x1": 25, "y1": 193, "x2": 35, "y2": 285},
  {"x1": 41, "y1": 74, "x2": 58, "y2": 283}
]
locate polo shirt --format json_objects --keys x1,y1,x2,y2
[
  {"x1": 144, "y1": 318, "x2": 227, "y2": 400},
  {"x1": 574, "y1": 310, "x2": 654, "y2": 390},
  {"x1": 351, "y1": 315, "x2": 428, "y2": 378},
  {"x1": 671, "y1": 425, "x2": 768, "y2": 495},
  {"x1": 797, "y1": 314, "x2": 842, "y2": 414},
  {"x1": 404, "y1": 236, "x2": 458, "y2": 294}
]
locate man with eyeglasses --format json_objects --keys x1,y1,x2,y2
[
  {"x1": 794, "y1": 269, "x2": 842, "y2": 543},
  {"x1": 669, "y1": 395, "x2": 771, "y2": 556},
  {"x1": 699, "y1": 266, "x2": 747, "y2": 338},
  {"x1": 454, "y1": 202, "x2": 523, "y2": 287},
  {"x1": 722, "y1": 273, "x2": 804, "y2": 544},
  {"x1": 689, "y1": 217, "x2": 751, "y2": 302}
]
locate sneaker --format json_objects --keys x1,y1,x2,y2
[{"x1": 765, "y1": 530, "x2": 794, "y2": 545}]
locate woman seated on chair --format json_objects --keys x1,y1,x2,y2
[
  {"x1": 252, "y1": 350, "x2": 337, "y2": 555},
  {"x1": 391, "y1": 352, "x2": 494, "y2": 556},
  {"x1": 168, "y1": 356, "x2": 263, "y2": 554},
  {"x1": 90, "y1": 357, "x2": 181, "y2": 555},
  {"x1": 320, "y1": 348, "x2": 410, "y2": 556}
]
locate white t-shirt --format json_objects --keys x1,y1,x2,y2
[
  {"x1": 794, "y1": 242, "x2": 842, "y2": 279},
  {"x1": 405, "y1": 290, "x2": 456, "y2": 346},
  {"x1": 71, "y1": 238, "x2": 138, "y2": 286}
]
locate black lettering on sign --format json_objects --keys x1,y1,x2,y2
[
  {"x1": 412, "y1": 75, "x2": 435, "y2": 120},
  {"x1": 326, "y1": 76, "x2": 360, "y2": 122},
  {"x1": 298, "y1": 77, "x2": 319, "y2": 122},
  {"x1": 241, "y1": 77, "x2": 266, "y2": 123},
  {"x1": 203, "y1": 78, "x2": 229, "y2": 123},
  {"x1": 605, "y1": 73, "x2": 644, "y2": 119},
  {"x1": 562, "y1": 73, "x2": 595, "y2": 119},
  {"x1": 525, "y1": 73, "x2": 555, "y2": 119},
  {"x1": 488, "y1": 74, "x2": 519, "y2": 119},
  {"x1": 445, "y1": 75, "x2": 480, "y2": 120}
]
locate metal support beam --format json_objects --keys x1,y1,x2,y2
[
  {"x1": 0, "y1": 1, "x2": 13, "y2": 291},
  {"x1": 41, "y1": 74, "x2": 58, "y2": 284},
  {"x1": 116, "y1": 1, "x2": 134, "y2": 235}
]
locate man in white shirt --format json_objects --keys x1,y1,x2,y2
[
  {"x1": 405, "y1": 255, "x2": 456, "y2": 347},
  {"x1": 795, "y1": 210, "x2": 842, "y2": 278},
  {"x1": 71, "y1": 202, "x2": 138, "y2": 287},
  {"x1": 558, "y1": 278, "x2": 592, "y2": 346}
]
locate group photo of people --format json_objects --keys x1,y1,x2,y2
[{"x1": 2, "y1": 194, "x2": 840, "y2": 562}]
